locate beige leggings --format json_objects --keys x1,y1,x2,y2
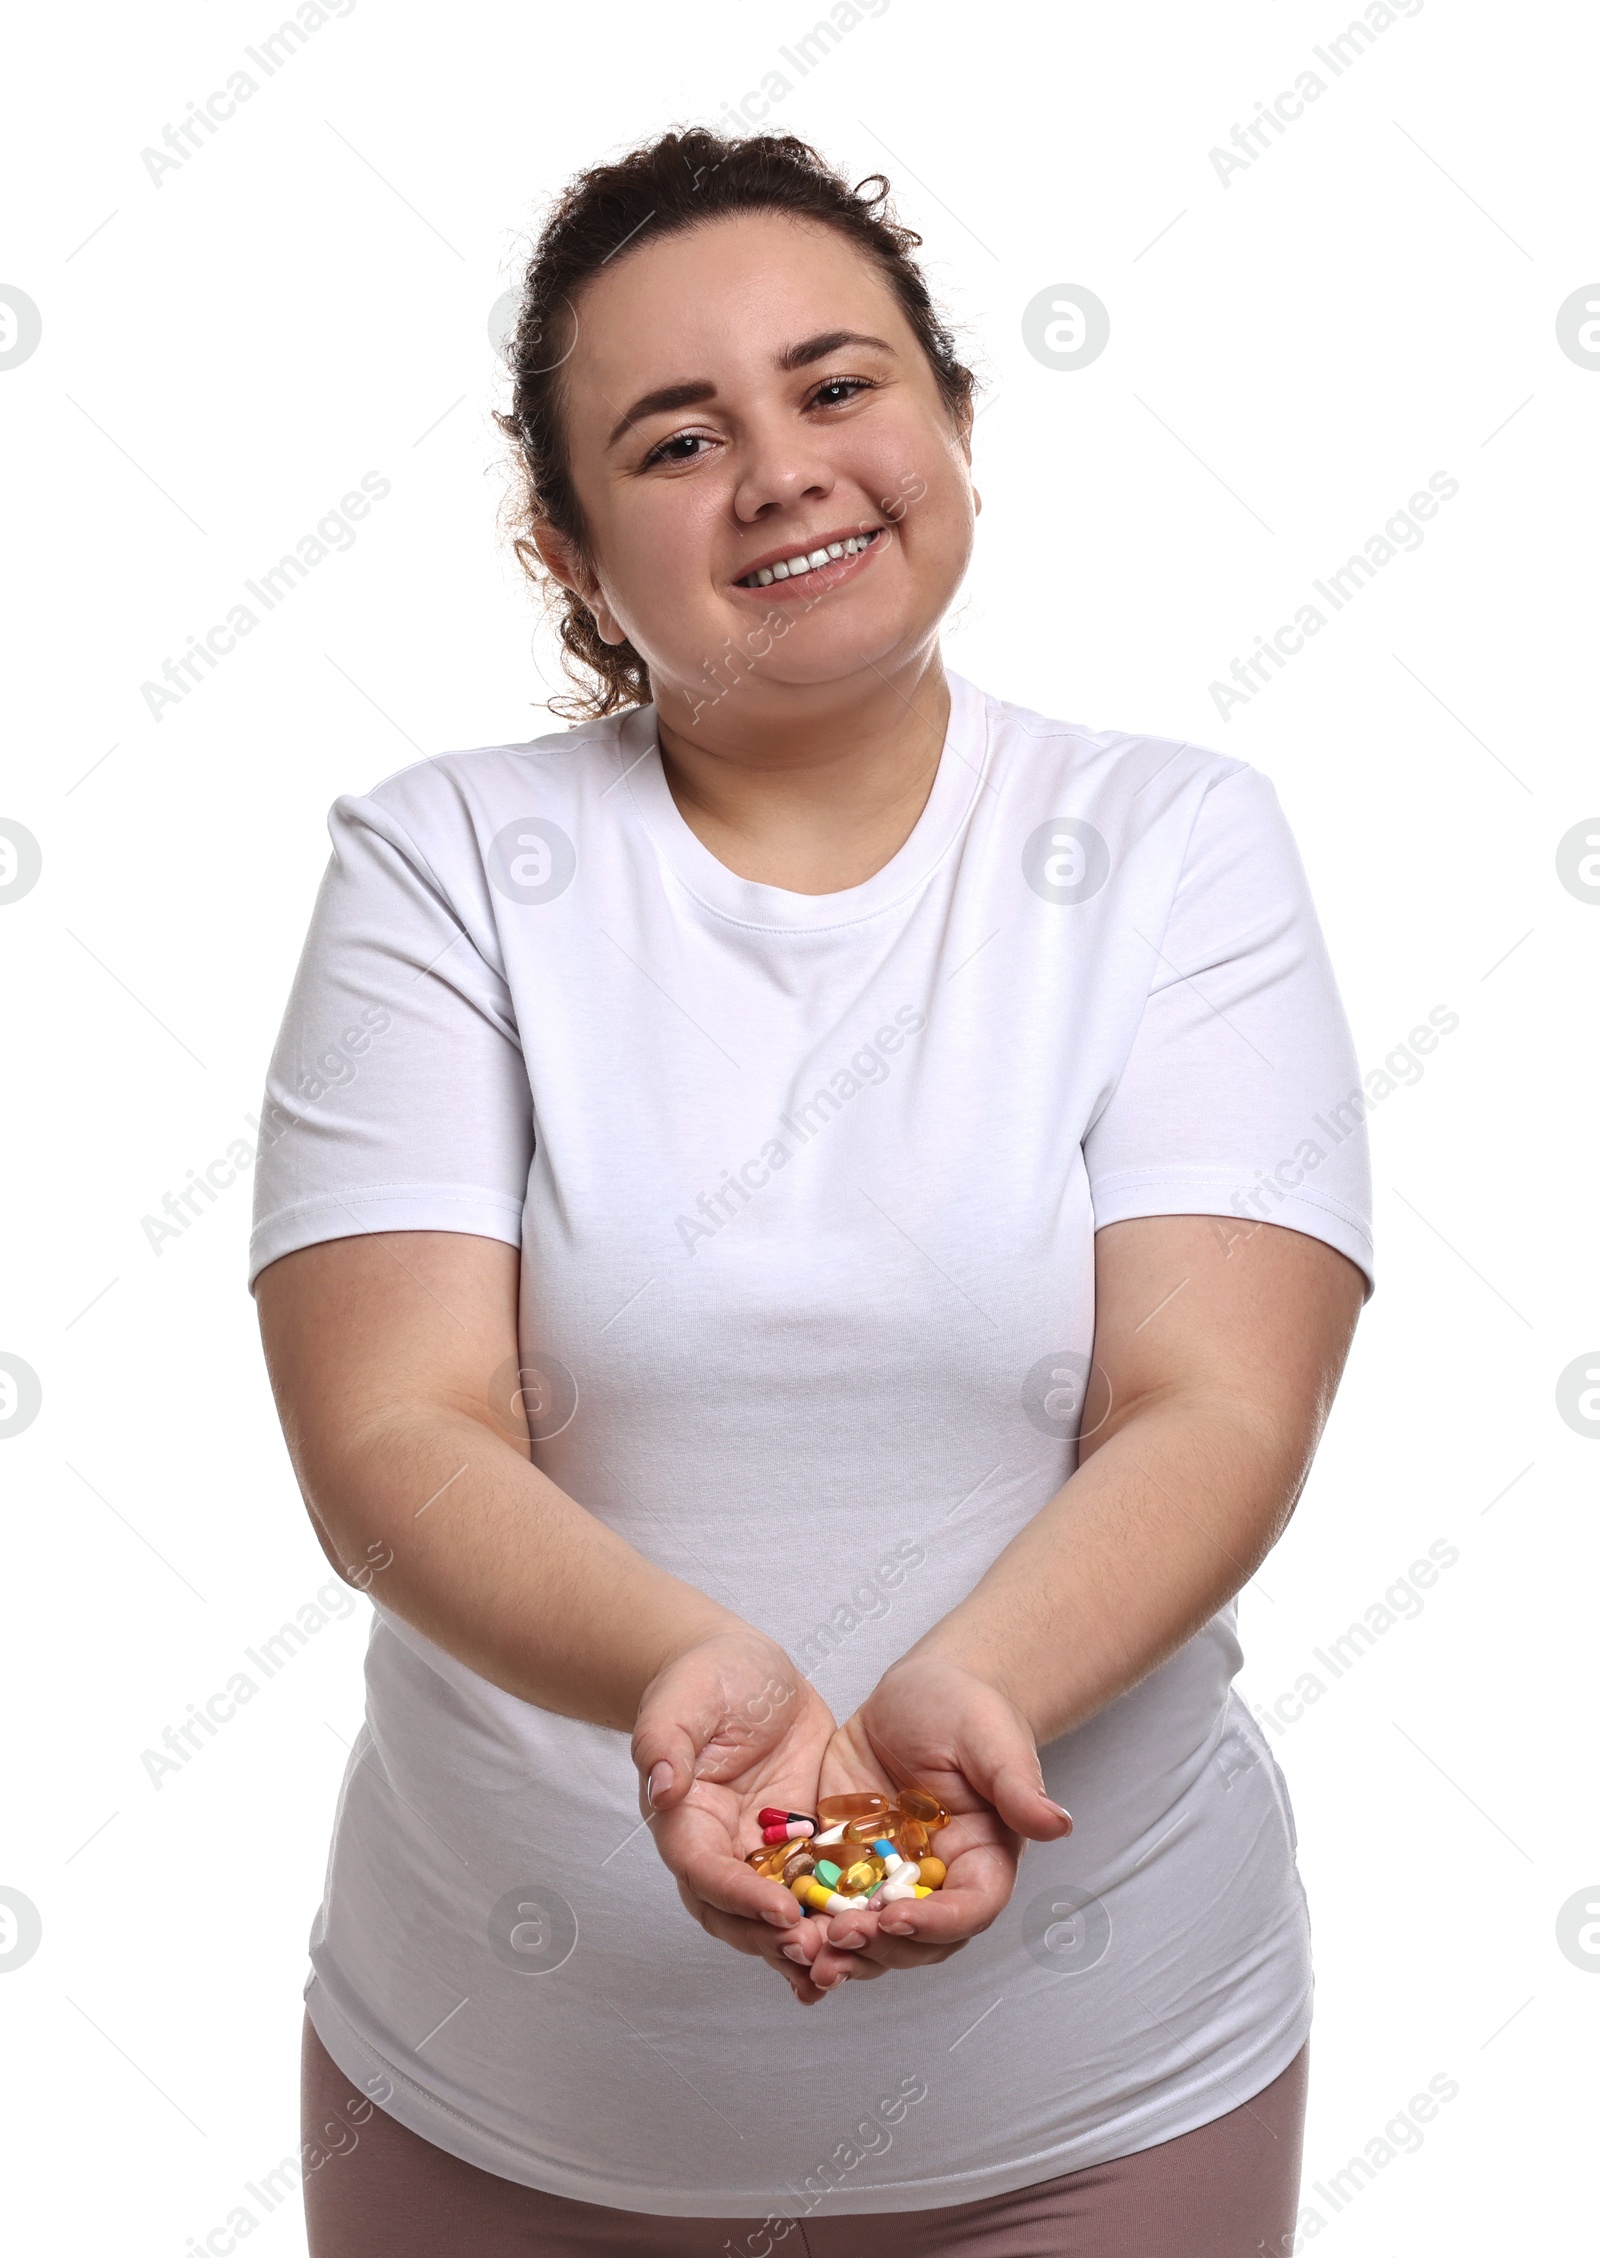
[{"x1": 301, "y1": 2011, "x2": 1309, "y2": 2257}]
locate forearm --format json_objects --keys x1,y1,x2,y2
[
  {"x1": 293, "y1": 1403, "x2": 747, "y2": 1730},
  {"x1": 904, "y1": 1389, "x2": 1307, "y2": 1745}
]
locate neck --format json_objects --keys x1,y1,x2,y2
[{"x1": 651, "y1": 648, "x2": 952, "y2": 895}]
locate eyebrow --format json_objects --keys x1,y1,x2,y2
[{"x1": 603, "y1": 330, "x2": 898, "y2": 451}]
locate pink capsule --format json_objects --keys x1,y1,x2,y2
[{"x1": 761, "y1": 1819, "x2": 816, "y2": 1845}]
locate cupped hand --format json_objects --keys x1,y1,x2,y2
[
  {"x1": 632, "y1": 1626, "x2": 842, "y2": 2004},
  {"x1": 781, "y1": 1650, "x2": 1073, "y2": 1993}
]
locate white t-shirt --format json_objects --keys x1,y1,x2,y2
[{"x1": 249, "y1": 669, "x2": 1374, "y2": 2219}]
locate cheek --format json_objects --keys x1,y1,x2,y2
[
  {"x1": 601, "y1": 493, "x2": 735, "y2": 654},
  {"x1": 878, "y1": 441, "x2": 975, "y2": 582}
]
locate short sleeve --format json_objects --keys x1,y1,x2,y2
[
  {"x1": 247, "y1": 787, "x2": 534, "y2": 1293},
  {"x1": 1084, "y1": 763, "x2": 1375, "y2": 1298}
]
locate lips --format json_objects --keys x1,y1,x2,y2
[{"x1": 732, "y1": 525, "x2": 886, "y2": 589}]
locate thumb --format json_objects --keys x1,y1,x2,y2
[
  {"x1": 632, "y1": 1646, "x2": 731, "y2": 1815},
  {"x1": 631, "y1": 1699, "x2": 702, "y2": 1817},
  {"x1": 956, "y1": 1698, "x2": 1073, "y2": 1843}
]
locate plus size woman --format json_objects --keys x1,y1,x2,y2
[{"x1": 251, "y1": 127, "x2": 1373, "y2": 2257}]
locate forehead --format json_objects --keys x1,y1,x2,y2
[{"x1": 561, "y1": 210, "x2": 910, "y2": 412}]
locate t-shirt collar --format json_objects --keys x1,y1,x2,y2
[{"x1": 616, "y1": 668, "x2": 989, "y2": 932}]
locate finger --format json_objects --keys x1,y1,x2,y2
[
  {"x1": 773, "y1": 1915, "x2": 825, "y2": 1970},
  {"x1": 872, "y1": 1873, "x2": 1012, "y2": 1948},
  {"x1": 806, "y1": 1905, "x2": 957, "y2": 1982},
  {"x1": 629, "y1": 1709, "x2": 702, "y2": 1817},
  {"x1": 817, "y1": 1906, "x2": 965, "y2": 1975},
  {"x1": 632, "y1": 1648, "x2": 795, "y2": 1814},
  {"x1": 655, "y1": 1806, "x2": 803, "y2": 1931},
  {"x1": 701, "y1": 1898, "x2": 873, "y2": 1996},
  {"x1": 833, "y1": 1932, "x2": 966, "y2": 1976},
  {"x1": 795, "y1": 1918, "x2": 891, "y2": 1987},
  {"x1": 812, "y1": 1945, "x2": 891, "y2": 1987},
  {"x1": 812, "y1": 1837, "x2": 1012, "y2": 1958},
  {"x1": 948, "y1": 1709, "x2": 1074, "y2": 1842},
  {"x1": 687, "y1": 1889, "x2": 794, "y2": 1960},
  {"x1": 684, "y1": 1890, "x2": 834, "y2": 2004}
]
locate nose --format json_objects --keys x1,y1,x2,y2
[{"x1": 727, "y1": 406, "x2": 839, "y2": 528}]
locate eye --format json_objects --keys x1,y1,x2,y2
[
  {"x1": 638, "y1": 376, "x2": 879, "y2": 470},
  {"x1": 640, "y1": 429, "x2": 718, "y2": 469},
  {"x1": 809, "y1": 375, "x2": 876, "y2": 409}
]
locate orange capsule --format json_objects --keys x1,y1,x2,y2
[
  {"x1": 842, "y1": 1813, "x2": 894, "y2": 1845},
  {"x1": 760, "y1": 1839, "x2": 813, "y2": 1880},
  {"x1": 815, "y1": 1792, "x2": 890, "y2": 1824},
  {"x1": 885, "y1": 1817, "x2": 930, "y2": 1860},
  {"x1": 747, "y1": 1840, "x2": 798, "y2": 1879},
  {"x1": 894, "y1": 1788, "x2": 949, "y2": 1830}
]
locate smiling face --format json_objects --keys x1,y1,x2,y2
[{"x1": 534, "y1": 210, "x2": 977, "y2": 731}]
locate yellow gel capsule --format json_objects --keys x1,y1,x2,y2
[
  {"x1": 837, "y1": 1853, "x2": 887, "y2": 1894},
  {"x1": 917, "y1": 1856, "x2": 947, "y2": 1890},
  {"x1": 816, "y1": 1792, "x2": 890, "y2": 1823}
]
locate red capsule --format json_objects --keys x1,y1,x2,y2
[{"x1": 757, "y1": 1809, "x2": 819, "y2": 1829}]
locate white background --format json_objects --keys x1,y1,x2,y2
[{"x1": 2, "y1": 1, "x2": 1594, "y2": 2250}]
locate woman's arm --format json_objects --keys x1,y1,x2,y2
[
  {"x1": 901, "y1": 1212, "x2": 1366, "y2": 1741},
  {"x1": 777, "y1": 1211, "x2": 1365, "y2": 1987},
  {"x1": 258, "y1": 1227, "x2": 855, "y2": 1995},
  {"x1": 253, "y1": 1229, "x2": 758, "y2": 1729}
]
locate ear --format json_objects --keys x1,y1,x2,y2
[
  {"x1": 530, "y1": 520, "x2": 627, "y2": 647},
  {"x1": 954, "y1": 395, "x2": 976, "y2": 470},
  {"x1": 529, "y1": 517, "x2": 586, "y2": 596}
]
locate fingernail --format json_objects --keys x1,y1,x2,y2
[
  {"x1": 881, "y1": 1921, "x2": 914, "y2": 1936},
  {"x1": 1041, "y1": 1796, "x2": 1073, "y2": 1821},
  {"x1": 646, "y1": 1761, "x2": 673, "y2": 1805}
]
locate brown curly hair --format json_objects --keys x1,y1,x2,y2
[{"x1": 492, "y1": 126, "x2": 978, "y2": 723}]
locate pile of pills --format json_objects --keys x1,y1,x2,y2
[{"x1": 746, "y1": 1790, "x2": 950, "y2": 1914}]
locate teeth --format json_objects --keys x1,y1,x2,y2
[{"x1": 739, "y1": 530, "x2": 877, "y2": 588}]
